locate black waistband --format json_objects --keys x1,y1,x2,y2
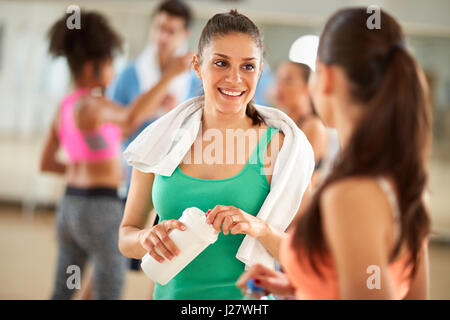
[{"x1": 65, "y1": 186, "x2": 118, "y2": 198}]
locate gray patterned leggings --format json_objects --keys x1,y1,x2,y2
[{"x1": 50, "y1": 187, "x2": 127, "y2": 300}]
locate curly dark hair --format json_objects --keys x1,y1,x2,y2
[{"x1": 47, "y1": 10, "x2": 122, "y2": 78}]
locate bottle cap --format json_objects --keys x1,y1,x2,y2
[
  {"x1": 182, "y1": 207, "x2": 218, "y2": 244},
  {"x1": 247, "y1": 279, "x2": 265, "y2": 293}
]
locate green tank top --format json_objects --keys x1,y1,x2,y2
[{"x1": 151, "y1": 126, "x2": 279, "y2": 300}]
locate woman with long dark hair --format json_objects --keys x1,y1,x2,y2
[{"x1": 238, "y1": 7, "x2": 431, "y2": 299}]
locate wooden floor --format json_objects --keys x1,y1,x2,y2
[
  {"x1": 0, "y1": 206, "x2": 154, "y2": 300},
  {"x1": 0, "y1": 205, "x2": 449, "y2": 300}
]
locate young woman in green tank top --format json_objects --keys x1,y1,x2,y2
[{"x1": 118, "y1": 10, "x2": 312, "y2": 300}]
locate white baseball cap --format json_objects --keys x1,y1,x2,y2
[{"x1": 288, "y1": 35, "x2": 319, "y2": 72}]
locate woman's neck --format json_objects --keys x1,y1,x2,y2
[
  {"x1": 201, "y1": 103, "x2": 254, "y2": 133},
  {"x1": 74, "y1": 77, "x2": 101, "y2": 90}
]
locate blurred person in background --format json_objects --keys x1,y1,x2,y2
[
  {"x1": 238, "y1": 7, "x2": 431, "y2": 300},
  {"x1": 107, "y1": 0, "x2": 194, "y2": 279},
  {"x1": 40, "y1": 10, "x2": 188, "y2": 299},
  {"x1": 275, "y1": 61, "x2": 332, "y2": 187},
  {"x1": 109, "y1": 0, "x2": 193, "y2": 194}
]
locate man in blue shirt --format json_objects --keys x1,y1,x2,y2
[
  {"x1": 109, "y1": 0, "x2": 194, "y2": 195},
  {"x1": 108, "y1": 0, "x2": 193, "y2": 274}
]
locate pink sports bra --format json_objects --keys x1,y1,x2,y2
[{"x1": 58, "y1": 88, "x2": 121, "y2": 163}]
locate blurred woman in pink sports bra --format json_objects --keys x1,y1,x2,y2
[
  {"x1": 40, "y1": 11, "x2": 191, "y2": 299},
  {"x1": 237, "y1": 7, "x2": 432, "y2": 299}
]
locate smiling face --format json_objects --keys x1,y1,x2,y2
[{"x1": 193, "y1": 32, "x2": 262, "y2": 116}]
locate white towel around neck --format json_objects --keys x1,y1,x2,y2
[{"x1": 124, "y1": 96, "x2": 315, "y2": 269}]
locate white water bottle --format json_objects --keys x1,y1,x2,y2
[{"x1": 140, "y1": 207, "x2": 219, "y2": 285}]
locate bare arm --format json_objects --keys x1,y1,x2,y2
[
  {"x1": 40, "y1": 112, "x2": 66, "y2": 174},
  {"x1": 321, "y1": 178, "x2": 397, "y2": 299},
  {"x1": 118, "y1": 169, "x2": 155, "y2": 259},
  {"x1": 80, "y1": 53, "x2": 193, "y2": 138},
  {"x1": 118, "y1": 168, "x2": 186, "y2": 262}
]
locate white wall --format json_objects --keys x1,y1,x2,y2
[{"x1": 1, "y1": 0, "x2": 449, "y2": 135}]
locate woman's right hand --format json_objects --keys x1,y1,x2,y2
[
  {"x1": 236, "y1": 264, "x2": 296, "y2": 298},
  {"x1": 138, "y1": 219, "x2": 186, "y2": 263}
]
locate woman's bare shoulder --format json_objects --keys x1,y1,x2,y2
[
  {"x1": 302, "y1": 116, "x2": 327, "y2": 135},
  {"x1": 320, "y1": 176, "x2": 393, "y2": 232},
  {"x1": 320, "y1": 176, "x2": 396, "y2": 260},
  {"x1": 322, "y1": 177, "x2": 385, "y2": 206}
]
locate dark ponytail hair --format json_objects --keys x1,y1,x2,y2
[
  {"x1": 47, "y1": 10, "x2": 122, "y2": 78},
  {"x1": 197, "y1": 9, "x2": 266, "y2": 126},
  {"x1": 293, "y1": 8, "x2": 431, "y2": 278}
]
